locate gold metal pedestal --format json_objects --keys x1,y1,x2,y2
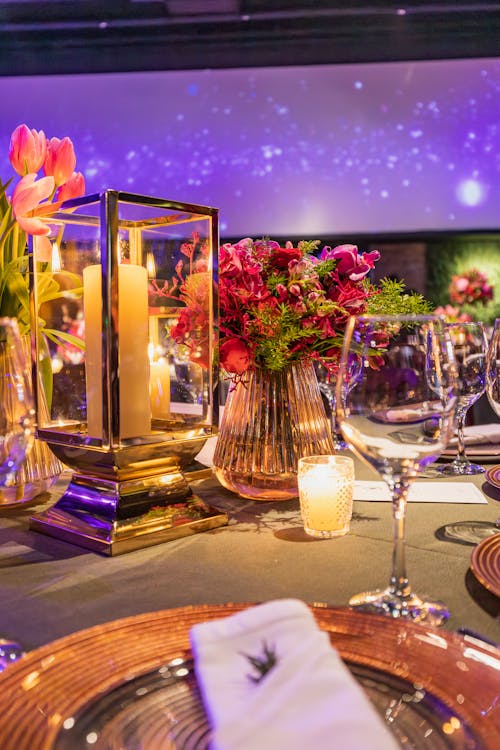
[
  {"x1": 29, "y1": 437, "x2": 228, "y2": 555},
  {"x1": 30, "y1": 468, "x2": 228, "y2": 556}
]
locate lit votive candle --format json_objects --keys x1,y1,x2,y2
[{"x1": 297, "y1": 455, "x2": 355, "y2": 538}]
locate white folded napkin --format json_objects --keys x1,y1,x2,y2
[
  {"x1": 449, "y1": 423, "x2": 500, "y2": 446},
  {"x1": 190, "y1": 599, "x2": 399, "y2": 750}
]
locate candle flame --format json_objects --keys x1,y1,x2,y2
[
  {"x1": 51, "y1": 242, "x2": 61, "y2": 272},
  {"x1": 146, "y1": 252, "x2": 156, "y2": 278}
]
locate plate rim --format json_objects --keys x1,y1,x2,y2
[
  {"x1": 485, "y1": 464, "x2": 500, "y2": 489},
  {"x1": 440, "y1": 448, "x2": 500, "y2": 463},
  {"x1": 471, "y1": 532, "x2": 500, "y2": 597},
  {"x1": 0, "y1": 603, "x2": 498, "y2": 749}
]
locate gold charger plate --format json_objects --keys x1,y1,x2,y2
[
  {"x1": 471, "y1": 533, "x2": 500, "y2": 597},
  {"x1": 0, "y1": 604, "x2": 498, "y2": 749}
]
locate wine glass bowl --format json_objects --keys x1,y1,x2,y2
[
  {"x1": 336, "y1": 314, "x2": 457, "y2": 625},
  {"x1": 315, "y1": 357, "x2": 362, "y2": 451},
  {"x1": 486, "y1": 318, "x2": 500, "y2": 418},
  {"x1": 439, "y1": 322, "x2": 488, "y2": 476}
]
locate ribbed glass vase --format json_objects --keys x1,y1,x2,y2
[{"x1": 213, "y1": 360, "x2": 335, "y2": 500}]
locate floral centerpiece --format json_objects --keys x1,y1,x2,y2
[
  {"x1": 1, "y1": 124, "x2": 86, "y2": 393},
  {"x1": 151, "y1": 231, "x2": 211, "y2": 370},
  {"x1": 213, "y1": 237, "x2": 430, "y2": 501},
  {"x1": 0, "y1": 124, "x2": 85, "y2": 502},
  {"x1": 1, "y1": 124, "x2": 85, "y2": 335},
  {"x1": 448, "y1": 268, "x2": 494, "y2": 308},
  {"x1": 218, "y1": 237, "x2": 429, "y2": 378}
]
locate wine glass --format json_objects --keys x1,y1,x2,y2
[
  {"x1": 486, "y1": 318, "x2": 500, "y2": 417},
  {"x1": 0, "y1": 317, "x2": 34, "y2": 670},
  {"x1": 438, "y1": 321, "x2": 488, "y2": 476},
  {"x1": 336, "y1": 314, "x2": 457, "y2": 624},
  {"x1": 0, "y1": 318, "x2": 34, "y2": 480},
  {"x1": 315, "y1": 357, "x2": 362, "y2": 450}
]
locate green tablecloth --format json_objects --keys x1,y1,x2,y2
[{"x1": 0, "y1": 452, "x2": 498, "y2": 651}]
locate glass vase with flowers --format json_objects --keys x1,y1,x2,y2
[
  {"x1": 212, "y1": 238, "x2": 431, "y2": 500},
  {"x1": 0, "y1": 124, "x2": 86, "y2": 503}
]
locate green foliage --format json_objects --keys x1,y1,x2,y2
[
  {"x1": 251, "y1": 304, "x2": 316, "y2": 371},
  {"x1": 297, "y1": 239, "x2": 320, "y2": 255},
  {"x1": 366, "y1": 277, "x2": 433, "y2": 317}
]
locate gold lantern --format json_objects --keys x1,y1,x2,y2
[{"x1": 29, "y1": 190, "x2": 227, "y2": 555}]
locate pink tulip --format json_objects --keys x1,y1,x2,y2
[
  {"x1": 9, "y1": 124, "x2": 47, "y2": 176},
  {"x1": 56, "y1": 171, "x2": 86, "y2": 203},
  {"x1": 12, "y1": 173, "x2": 55, "y2": 236},
  {"x1": 44, "y1": 136, "x2": 76, "y2": 186}
]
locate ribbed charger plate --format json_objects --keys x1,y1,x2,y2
[
  {"x1": 0, "y1": 604, "x2": 498, "y2": 749},
  {"x1": 471, "y1": 533, "x2": 500, "y2": 597}
]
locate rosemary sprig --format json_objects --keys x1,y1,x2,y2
[{"x1": 241, "y1": 640, "x2": 278, "y2": 684}]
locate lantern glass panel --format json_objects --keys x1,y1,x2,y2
[{"x1": 31, "y1": 192, "x2": 218, "y2": 451}]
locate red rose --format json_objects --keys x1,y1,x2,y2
[
  {"x1": 271, "y1": 246, "x2": 303, "y2": 270},
  {"x1": 220, "y1": 338, "x2": 252, "y2": 374}
]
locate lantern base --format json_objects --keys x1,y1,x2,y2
[{"x1": 29, "y1": 469, "x2": 228, "y2": 556}]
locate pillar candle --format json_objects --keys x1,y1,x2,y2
[
  {"x1": 83, "y1": 264, "x2": 151, "y2": 439},
  {"x1": 150, "y1": 353, "x2": 171, "y2": 419}
]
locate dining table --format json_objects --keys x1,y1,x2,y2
[
  {"x1": 0, "y1": 445, "x2": 498, "y2": 652},
  {"x1": 0, "y1": 444, "x2": 499, "y2": 750}
]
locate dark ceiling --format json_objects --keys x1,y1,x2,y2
[{"x1": 1, "y1": 0, "x2": 500, "y2": 77}]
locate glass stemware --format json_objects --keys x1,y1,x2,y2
[
  {"x1": 336, "y1": 314, "x2": 457, "y2": 625},
  {"x1": 315, "y1": 357, "x2": 362, "y2": 450},
  {"x1": 0, "y1": 317, "x2": 34, "y2": 670},
  {"x1": 0, "y1": 318, "x2": 34, "y2": 480},
  {"x1": 438, "y1": 321, "x2": 488, "y2": 476},
  {"x1": 486, "y1": 318, "x2": 500, "y2": 418}
]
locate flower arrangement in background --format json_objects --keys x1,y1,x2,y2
[
  {"x1": 448, "y1": 268, "x2": 494, "y2": 308},
  {"x1": 0, "y1": 124, "x2": 86, "y2": 336},
  {"x1": 218, "y1": 238, "x2": 431, "y2": 376},
  {"x1": 433, "y1": 304, "x2": 472, "y2": 324},
  {"x1": 150, "y1": 232, "x2": 211, "y2": 369}
]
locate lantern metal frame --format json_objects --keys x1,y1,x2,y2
[{"x1": 28, "y1": 190, "x2": 227, "y2": 555}]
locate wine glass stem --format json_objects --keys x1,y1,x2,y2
[
  {"x1": 455, "y1": 411, "x2": 468, "y2": 463},
  {"x1": 389, "y1": 482, "x2": 411, "y2": 599}
]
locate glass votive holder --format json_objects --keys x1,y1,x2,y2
[{"x1": 297, "y1": 455, "x2": 355, "y2": 538}]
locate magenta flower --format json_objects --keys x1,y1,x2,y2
[
  {"x1": 321, "y1": 244, "x2": 381, "y2": 281},
  {"x1": 9, "y1": 124, "x2": 47, "y2": 176}
]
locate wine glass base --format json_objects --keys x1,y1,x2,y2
[
  {"x1": 438, "y1": 462, "x2": 485, "y2": 476},
  {"x1": 348, "y1": 588, "x2": 450, "y2": 627}
]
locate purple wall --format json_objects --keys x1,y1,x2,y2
[{"x1": 1, "y1": 57, "x2": 499, "y2": 238}]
